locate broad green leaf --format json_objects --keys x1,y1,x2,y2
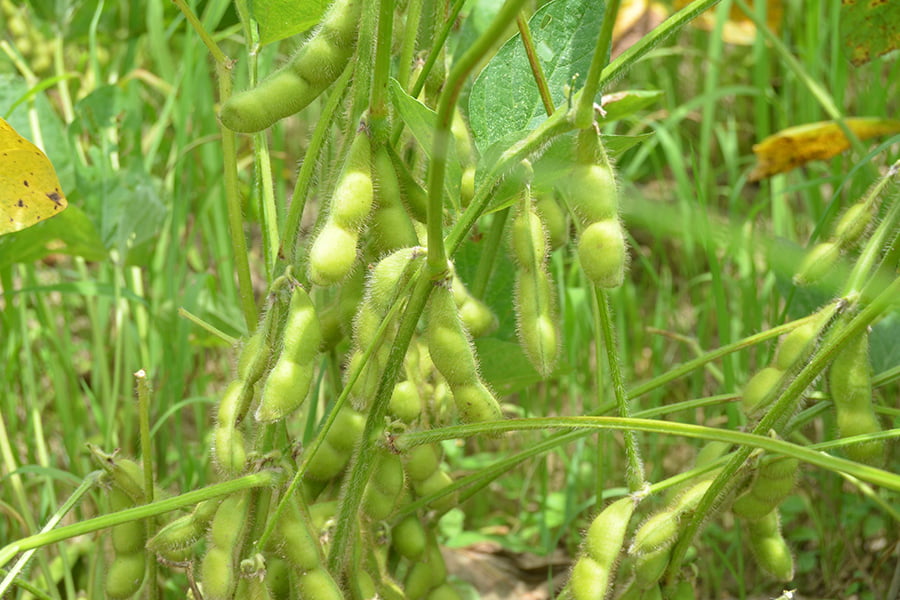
[
  {"x1": 468, "y1": 0, "x2": 605, "y2": 154},
  {"x1": 388, "y1": 78, "x2": 461, "y2": 202},
  {"x1": 0, "y1": 204, "x2": 106, "y2": 269},
  {"x1": 251, "y1": 0, "x2": 329, "y2": 46},
  {"x1": 840, "y1": 0, "x2": 900, "y2": 66}
]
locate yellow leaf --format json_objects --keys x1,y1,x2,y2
[
  {"x1": 675, "y1": 0, "x2": 783, "y2": 45},
  {"x1": 0, "y1": 117, "x2": 68, "y2": 236},
  {"x1": 748, "y1": 117, "x2": 900, "y2": 181}
]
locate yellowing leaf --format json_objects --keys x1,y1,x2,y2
[
  {"x1": 749, "y1": 117, "x2": 900, "y2": 181},
  {"x1": 1, "y1": 117, "x2": 68, "y2": 236}
]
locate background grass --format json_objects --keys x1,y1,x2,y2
[{"x1": 1, "y1": 0, "x2": 898, "y2": 598}]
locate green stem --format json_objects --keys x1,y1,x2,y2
[
  {"x1": 282, "y1": 64, "x2": 354, "y2": 265},
  {"x1": 574, "y1": 0, "x2": 620, "y2": 127},
  {"x1": 369, "y1": 0, "x2": 395, "y2": 127},
  {"x1": 326, "y1": 274, "x2": 435, "y2": 576},
  {"x1": 596, "y1": 288, "x2": 644, "y2": 492},
  {"x1": 426, "y1": 0, "x2": 530, "y2": 277},
  {"x1": 666, "y1": 274, "x2": 900, "y2": 582},
  {"x1": 516, "y1": 13, "x2": 554, "y2": 118},
  {"x1": 392, "y1": 416, "x2": 900, "y2": 491},
  {"x1": 0, "y1": 472, "x2": 276, "y2": 571},
  {"x1": 395, "y1": 0, "x2": 423, "y2": 91},
  {"x1": 135, "y1": 370, "x2": 157, "y2": 600},
  {"x1": 216, "y1": 60, "x2": 258, "y2": 329}
]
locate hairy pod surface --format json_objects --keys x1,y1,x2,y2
[
  {"x1": 535, "y1": 193, "x2": 569, "y2": 249},
  {"x1": 774, "y1": 321, "x2": 819, "y2": 371},
  {"x1": 834, "y1": 202, "x2": 873, "y2": 248},
  {"x1": 828, "y1": 330, "x2": 884, "y2": 464},
  {"x1": 105, "y1": 552, "x2": 147, "y2": 599},
  {"x1": 201, "y1": 546, "x2": 236, "y2": 600},
  {"x1": 219, "y1": 0, "x2": 362, "y2": 132},
  {"x1": 745, "y1": 510, "x2": 794, "y2": 582},
  {"x1": 632, "y1": 546, "x2": 671, "y2": 590},
  {"x1": 270, "y1": 497, "x2": 321, "y2": 572},
  {"x1": 281, "y1": 285, "x2": 322, "y2": 364},
  {"x1": 585, "y1": 497, "x2": 635, "y2": 566},
  {"x1": 568, "y1": 163, "x2": 618, "y2": 224},
  {"x1": 740, "y1": 366, "x2": 783, "y2": 416},
  {"x1": 426, "y1": 285, "x2": 480, "y2": 387},
  {"x1": 308, "y1": 222, "x2": 359, "y2": 286},
  {"x1": 631, "y1": 511, "x2": 679, "y2": 555},
  {"x1": 256, "y1": 358, "x2": 313, "y2": 422},
  {"x1": 296, "y1": 566, "x2": 344, "y2": 600},
  {"x1": 794, "y1": 241, "x2": 839, "y2": 285},
  {"x1": 392, "y1": 515, "x2": 427, "y2": 560},
  {"x1": 577, "y1": 219, "x2": 626, "y2": 288}
]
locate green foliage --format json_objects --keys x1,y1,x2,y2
[{"x1": 0, "y1": 1, "x2": 898, "y2": 599}]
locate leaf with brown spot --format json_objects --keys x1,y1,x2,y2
[
  {"x1": 841, "y1": 0, "x2": 900, "y2": 66},
  {"x1": 1, "y1": 117, "x2": 68, "y2": 236},
  {"x1": 748, "y1": 117, "x2": 900, "y2": 181}
]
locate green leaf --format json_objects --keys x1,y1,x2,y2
[
  {"x1": 0, "y1": 205, "x2": 107, "y2": 270},
  {"x1": 840, "y1": 0, "x2": 900, "y2": 66},
  {"x1": 388, "y1": 78, "x2": 461, "y2": 202},
  {"x1": 251, "y1": 0, "x2": 330, "y2": 46},
  {"x1": 601, "y1": 90, "x2": 663, "y2": 122},
  {"x1": 468, "y1": 0, "x2": 605, "y2": 154}
]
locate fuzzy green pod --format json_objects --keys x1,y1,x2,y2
[
  {"x1": 147, "y1": 499, "x2": 220, "y2": 556},
  {"x1": 774, "y1": 320, "x2": 819, "y2": 371},
  {"x1": 269, "y1": 496, "x2": 321, "y2": 573},
  {"x1": 201, "y1": 546, "x2": 235, "y2": 600},
  {"x1": 828, "y1": 330, "x2": 884, "y2": 464},
  {"x1": 256, "y1": 359, "x2": 313, "y2": 423},
  {"x1": 457, "y1": 295, "x2": 497, "y2": 338},
  {"x1": 390, "y1": 380, "x2": 422, "y2": 423},
  {"x1": 426, "y1": 284, "x2": 480, "y2": 388},
  {"x1": 740, "y1": 366, "x2": 784, "y2": 415},
  {"x1": 363, "y1": 452, "x2": 405, "y2": 520},
  {"x1": 510, "y1": 205, "x2": 548, "y2": 271},
  {"x1": 413, "y1": 469, "x2": 458, "y2": 513},
  {"x1": 296, "y1": 566, "x2": 344, "y2": 600},
  {"x1": 109, "y1": 488, "x2": 145, "y2": 555},
  {"x1": 392, "y1": 515, "x2": 427, "y2": 561},
  {"x1": 746, "y1": 510, "x2": 794, "y2": 582},
  {"x1": 535, "y1": 193, "x2": 569, "y2": 250},
  {"x1": 452, "y1": 381, "x2": 503, "y2": 424},
  {"x1": 366, "y1": 246, "x2": 424, "y2": 315},
  {"x1": 427, "y1": 583, "x2": 463, "y2": 600},
  {"x1": 569, "y1": 556, "x2": 608, "y2": 600},
  {"x1": 834, "y1": 202, "x2": 873, "y2": 248},
  {"x1": 105, "y1": 552, "x2": 147, "y2": 599},
  {"x1": 577, "y1": 219, "x2": 626, "y2": 288},
  {"x1": 794, "y1": 241, "x2": 839, "y2": 286},
  {"x1": 632, "y1": 546, "x2": 671, "y2": 590},
  {"x1": 308, "y1": 222, "x2": 359, "y2": 286},
  {"x1": 219, "y1": 0, "x2": 362, "y2": 133},
  {"x1": 568, "y1": 163, "x2": 618, "y2": 224},
  {"x1": 630, "y1": 510, "x2": 679, "y2": 555},
  {"x1": 219, "y1": 70, "x2": 314, "y2": 133},
  {"x1": 281, "y1": 285, "x2": 322, "y2": 364},
  {"x1": 405, "y1": 443, "x2": 442, "y2": 482},
  {"x1": 371, "y1": 147, "x2": 419, "y2": 254},
  {"x1": 515, "y1": 272, "x2": 558, "y2": 377},
  {"x1": 584, "y1": 497, "x2": 635, "y2": 566},
  {"x1": 732, "y1": 457, "x2": 799, "y2": 521},
  {"x1": 214, "y1": 424, "x2": 247, "y2": 476},
  {"x1": 238, "y1": 329, "x2": 271, "y2": 386},
  {"x1": 330, "y1": 130, "x2": 374, "y2": 229}
]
